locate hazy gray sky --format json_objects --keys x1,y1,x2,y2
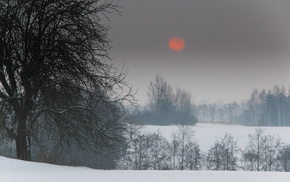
[{"x1": 108, "y1": 0, "x2": 290, "y2": 104}]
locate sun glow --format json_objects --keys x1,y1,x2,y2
[{"x1": 169, "y1": 37, "x2": 185, "y2": 51}]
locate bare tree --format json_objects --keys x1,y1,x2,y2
[
  {"x1": 147, "y1": 75, "x2": 174, "y2": 124},
  {"x1": 144, "y1": 75, "x2": 197, "y2": 125},
  {"x1": 174, "y1": 88, "x2": 197, "y2": 125},
  {"x1": 206, "y1": 133, "x2": 238, "y2": 171},
  {"x1": 117, "y1": 128, "x2": 171, "y2": 170},
  {"x1": 242, "y1": 129, "x2": 266, "y2": 171},
  {"x1": 262, "y1": 134, "x2": 281, "y2": 171},
  {"x1": 248, "y1": 89, "x2": 261, "y2": 125},
  {"x1": 206, "y1": 141, "x2": 223, "y2": 170},
  {"x1": 171, "y1": 132, "x2": 179, "y2": 170},
  {"x1": 259, "y1": 90, "x2": 270, "y2": 126},
  {"x1": 197, "y1": 104, "x2": 209, "y2": 122},
  {"x1": 0, "y1": 0, "x2": 133, "y2": 161},
  {"x1": 171, "y1": 125, "x2": 197, "y2": 170},
  {"x1": 184, "y1": 140, "x2": 202, "y2": 170},
  {"x1": 278, "y1": 145, "x2": 290, "y2": 172},
  {"x1": 148, "y1": 131, "x2": 171, "y2": 170},
  {"x1": 209, "y1": 104, "x2": 217, "y2": 122}
]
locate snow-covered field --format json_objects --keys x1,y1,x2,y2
[
  {"x1": 0, "y1": 156, "x2": 290, "y2": 182},
  {"x1": 141, "y1": 123, "x2": 290, "y2": 152},
  {"x1": 0, "y1": 157, "x2": 290, "y2": 182},
  {"x1": 1, "y1": 123, "x2": 290, "y2": 182}
]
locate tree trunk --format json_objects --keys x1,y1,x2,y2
[
  {"x1": 277, "y1": 101, "x2": 281, "y2": 126},
  {"x1": 16, "y1": 113, "x2": 31, "y2": 161}
]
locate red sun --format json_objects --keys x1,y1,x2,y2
[{"x1": 169, "y1": 37, "x2": 185, "y2": 51}]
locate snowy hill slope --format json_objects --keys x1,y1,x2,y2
[
  {"x1": 0, "y1": 156, "x2": 290, "y2": 182},
  {"x1": 141, "y1": 123, "x2": 290, "y2": 151}
]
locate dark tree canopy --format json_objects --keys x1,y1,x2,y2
[{"x1": 0, "y1": 0, "x2": 133, "y2": 161}]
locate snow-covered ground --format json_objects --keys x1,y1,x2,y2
[
  {"x1": 0, "y1": 156, "x2": 290, "y2": 182},
  {"x1": 141, "y1": 123, "x2": 290, "y2": 152},
  {"x1": 1, "y1": 123, "x2": 290, "y2": 182}
]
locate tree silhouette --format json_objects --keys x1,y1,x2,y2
[{"x1": 0, "y1": 0, "x2": 132, "y2": 161}]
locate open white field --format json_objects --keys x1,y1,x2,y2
[
  {"x1": 0, "y1": 156, "x2": 290, "y2": 182},
  {"x1": 141, "y1": 123, "x2": 290, "y2": 152}
]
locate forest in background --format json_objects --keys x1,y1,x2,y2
[
  {"x1": 196, "y1": 85, "x2": 290, "y2": 126},
  {"x1": 134, "y1": 75, "x2": 290, "y2": 126}
]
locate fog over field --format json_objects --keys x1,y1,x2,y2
[{"x1": 109, "y1": 0, "x2": 290, "y2": 104}]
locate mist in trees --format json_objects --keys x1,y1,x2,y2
[
  {"x1": 243, "y1": 86, "x2": 290, "y2": 126},
  {"x1": 196, "y1": 101, "x2": 242, "y2": 124},
  {"x1": 136, "y1": 75, "x2": 197, "y2": 125},
  {"x1": 195, "y1": 85, "x2": 290, "y2": 126}
]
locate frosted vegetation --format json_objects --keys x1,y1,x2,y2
[{"x1": 117, "y1": 123, "x2": 290, "y2": 172}]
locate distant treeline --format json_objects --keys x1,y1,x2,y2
[
  {"x1": 134, "y1": 75, "x2": 290, "y2": 126},
  {"x1": 196, "y1": 85, "x2": 290, "y2": 126}
]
